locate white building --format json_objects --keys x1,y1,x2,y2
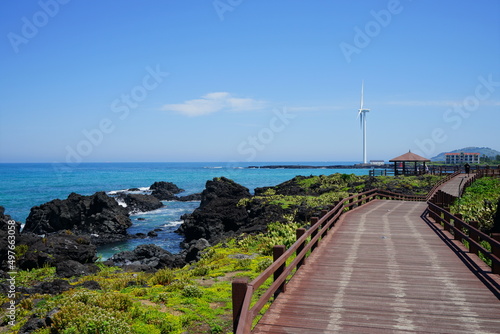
[{"x1": 445, "y1": 152, "x2": 480, "y2": 164}]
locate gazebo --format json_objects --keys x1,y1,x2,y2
[{"x1": 389, "y1": 151, "x2": 430, "y2": 176}]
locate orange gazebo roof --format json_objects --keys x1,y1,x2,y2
[{"x1": 389, "y1": 151, "x2": 430, "y2": 162}]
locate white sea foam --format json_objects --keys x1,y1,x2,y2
[
  {"x1": 114, "y1": 198, "x2": 128, "y2": 208},
  {"x1": 107, "y1": 187, "x2": 151, "y2": 195},
  {"x1": 163, "y1": 220, "x2": 183, "y2": 227},
  {"x1": 130, "y1": 206, "x2": 169, "y2": 216}
]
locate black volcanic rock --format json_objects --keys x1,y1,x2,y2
[
  {"x1": 177, "y1": 193, "x2": 202, "y2": 201},
  {"x1": 177, "y1": 177, "x2": 251, "y2": 245},
  {"x1": 184, "y1": 238, "x2": 210, "y2": 263},
  {"x1": 17, "y1": 232, "x2": 97, "y2": 270},
  {"x1": 107, "y1": 244, "x2": 185, "y2": 271},
  {"x1": 29, "y1": 279, "x2": 71, "y2": 295},
  {"x1": 116, "y1": 193, "x2": 163, "y2": 213},
  {"x1": 0, "y1": 208, "x2": 79, "y2": 272},
  {"x1": 23, "y1": 192, "x2": 132, "y2": 245},
  {"x1": 19, "y1": 316, "x2": 46, "y2": 334},
  {"x1": 150, "y1": 181, "x2": 184, "y2": 200},
  {"x1": 0, "y1": 206, "x2": 21, "y2": 233},
  {"x1": 147, "y1": 230, "x2": 158, "y2": 237},
  {"x1": 0, "y1": 206, "x2": 22, "y2": 271},
  {"x1": 55, "y1": 260, "x2": 99, "y2": 278}
]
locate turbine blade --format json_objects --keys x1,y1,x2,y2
[{"x1": 360, "y1": 80, "x2": 364, "y2": 109}]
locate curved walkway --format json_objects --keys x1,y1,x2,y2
[
  {"x1": 253, "y1": 200, "x2": 500, "y2": 333},
  {"x1": 437, "y1": 173, "x2": 471, "y2": 197}
]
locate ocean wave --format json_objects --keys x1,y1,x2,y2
[
  {"x1": 163, "y1": 220, "x2": 183, "y2": 227},
  {"x1": 114, "y1": 198, "x2": 127, "y2": 208},
  {"x1": 130, "y1": 207, "x2": 169, "y2": 216},
  {"x1": 107, "y1": 187, "x2": 151, "y2": 195}
]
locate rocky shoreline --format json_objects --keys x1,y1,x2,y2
[
  {"x1": 0, "y1": 173, "x2": 337, "y2": 276},
  {"x1": 0, "y1": 180, "x2": 206, "y2": 275},
  {"x1": 0, "y1": 172, "x2": 461, "y2": 276},
  {"x1": 2, "y1": 173, "x2": 499, "y2": 333}
]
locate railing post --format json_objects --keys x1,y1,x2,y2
[
  {"x1": 273, "y1": 245, "x2": 286, "y2": 298},
  {"x1": 491, "y1": 234, "x2": 500, "y2": 275},
  {"x1": 348, "y1": 194, "x2": 355, "y2": 209},
  {"x1": 296, "y1": 228, "x2": 307, "y2": 269},
  {"x1": 331, "y1": 201, "x2": 340, "y2": 225},
  {"x1": 454, "y1": 214, "x2": 463, "y2": 242},
  {"x1": 232, "y1": 278, "x2": 249, "y2": 333},
  {"x1": 469, "y1": 221, "x2": 480, "y2": 255},
  {"x1": 443, "y1": 213, "x2": 451, "y2": 233},
  {"x1": 437, "y1": 191, "x2": 443, "y2": 207},
  {"x1": 310, "y1": 217, "x2": 319, "y2": 251},
  {"x1": 321, "y1": 209, "x2": 328, "y2": 238}
]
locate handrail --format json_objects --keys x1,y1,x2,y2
[
  {"x1": 233, "y1": 169, "x2": 500, "y2": 333},
  {"x1": 427, "y1": 201, "x2": 500, "y2": 275},
  {"x1": 232, "y1": 188, "x2": 429, "y2": 334},
  {"x1": 426, "y1": 171, "x2": 460, "y2": 201}
]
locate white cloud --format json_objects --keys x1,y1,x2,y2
[{"x1": 162, "y1": 92, "x2": 267, "y2": 116}]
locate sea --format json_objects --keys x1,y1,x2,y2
[{"x1": 0, "y1": 162, "x2": 370, "y2": 259}]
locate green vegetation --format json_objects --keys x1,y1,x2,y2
[
  {"x1": 1, "y1": 220, "x2": 304, "y2": 333},
  {"x1": 1, "y1": 173, "x2": 449, "y2": 334},
  {"x1": 450, "y1": 177, "x2": 500, "y2": 267},
  {"x1": 242, "y1": 173, "x2": 445, "y2": 212},
  {"x1": 451, "y1": 177, "x2": 500, "y2": 231}
]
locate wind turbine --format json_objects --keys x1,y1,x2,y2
[{"x1": 357, "y1": 81, "x2": 370, "y2": 164}]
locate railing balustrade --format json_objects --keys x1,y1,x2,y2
[{"x1": 232, "y1": 167, "x2": 500, "y2": 333}]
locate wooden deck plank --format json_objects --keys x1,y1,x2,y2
[
  {"x1": 438, "y1": 173, "x2": 470, "y2": 197},
  {"x1": 252, "y1": 200, "x2": 500, "y2": 334}
]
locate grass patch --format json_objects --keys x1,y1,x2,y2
[{"x1": 451, "y1": 177, "x2": 500, "y2": 231}]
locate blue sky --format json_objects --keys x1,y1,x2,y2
[{"x1": 1, "y1": 0, "x2": 499, "y2": 163}]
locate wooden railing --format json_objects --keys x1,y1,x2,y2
[
  {"x1": 232, "y1": 189, "x2": 426, "y2": 334},
  {"x1": 425, "y1": 169, "x2": 500, "y2": 289},
  {"x1": 425, "y1": 171, "x2": 460, "y2": 201},
  {"x1": 427, "y1": 201, "x2": 500, "y2": 275},
  {"x1": 232, "y1": 169, "x2": 500, "y2": 333}
]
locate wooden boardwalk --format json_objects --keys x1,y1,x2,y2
[
  {"x1": 253, "y1": 200, "x2": 500, "y2": 334},
  {"x1": 437, "y1": 173, "x2": 471, "y2": 197}
]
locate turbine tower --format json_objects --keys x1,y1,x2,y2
[{"x1": 358, "y1": 81, "x2": 370, "y2": 164}]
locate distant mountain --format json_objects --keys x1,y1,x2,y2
[{"x1": 431, "y1": 147, "x2": 500, "y2": 161}]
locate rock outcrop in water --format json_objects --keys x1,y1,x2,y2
[
  {"x1": 150, "y1": 181, "x2": 184, "y2": 200},
  {"x1": 23, "y1": 192, "x2": 132, "y2": 245},
  {"x1": 177, "y1": 177, "x2": 252, "y2": 245},
  {"x1": 115, "y1": 193, "x2": 164, "y2": 213}
]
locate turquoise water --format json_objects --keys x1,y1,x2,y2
[{"x1": 0, "y1": 162, "x2": 368, "y2": 258}]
